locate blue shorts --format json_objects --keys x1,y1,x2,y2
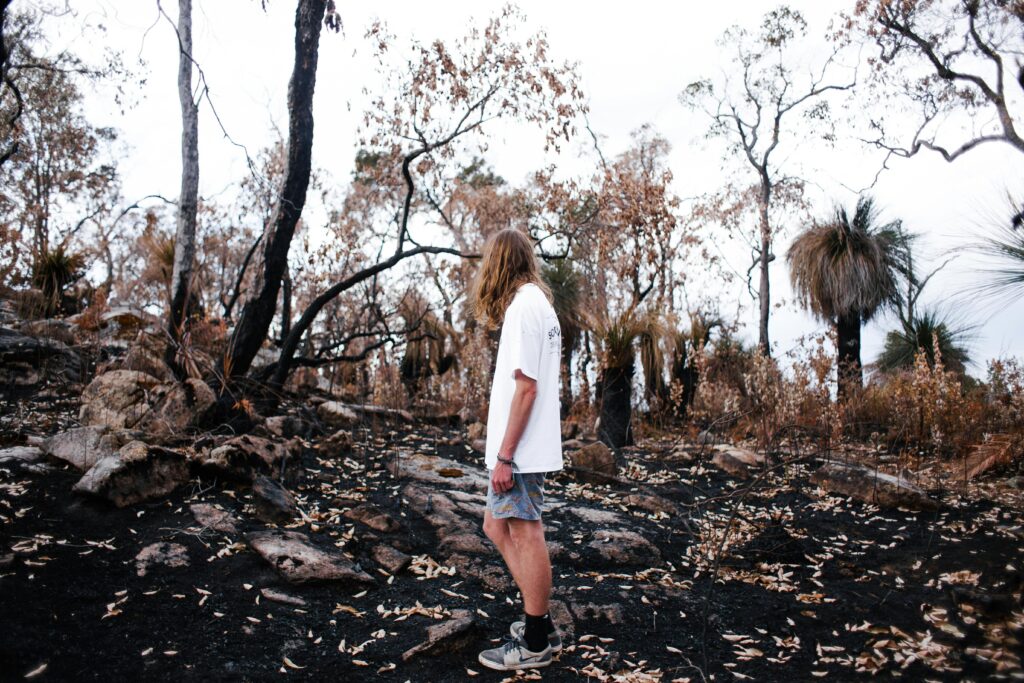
[{"x1": 487, "y1": 472, "x2": 546, "y2": 521}]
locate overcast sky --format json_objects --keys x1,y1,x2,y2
[{"x1": 52, "y1": 0, "x2": 1024, "y2": 375}]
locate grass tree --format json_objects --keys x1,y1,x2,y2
[
  {"x1": 542, "y1": 258, "x2": 582, "y2": 414},
  {"x1": 877, "y1": 309, "x2": 971, "y2": 376},
  {"x1": 591, "y1": 309, "x2": 660, "y2": 448},
  {"x1": 787, "y1": 197, "x2": 904, "y2": 399}
]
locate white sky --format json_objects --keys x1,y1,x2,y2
[{"x1": 50, "y1": 0, "x2": 1024, "y2": 375}]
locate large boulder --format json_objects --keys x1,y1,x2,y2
[
  {"x1": 73, "y1": 440, "x2": 189, "y2": 507},
  {"x1": 145, "y1": 378, "x2": 216, "y2": 439},
  {"x1": 245, "y1": 529, "x2": 374, "y2": 584},
  {"x1": 568, "y1": 441, "x2": 617, "y2": 482},
  {"x1": 79, "y1": 370, "x2": 161, "y2": 429},
  {"x1": 105, "y1": 331, "x2": 173, "y2": 381},
  {"x1": 388, "y1": 452, "x2": 488, "y2": 492},
  {"x1": 42, "y1": 425, "x2": 136, "y2": 471},
  {"x1": 811, "y1": 462, "x2": 939, "y2": 511}
]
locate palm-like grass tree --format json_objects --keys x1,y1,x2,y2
[
  {"x1": 590, "y1": 308, "x2": 660, "y2": 448},
  {"x1": 32, "y1": 246, "x2": 85, "y2": 316},
  {"x1": 971, "y1": 193, "x2": 1024, "y2": 305},
  {"x1": 876, "y1": 309, "x2": 971, "y2": 376},
  {"x1": 542, "y1": 259, "x2": 583, "y2": 414},
  {"x1": 787, "y1": 197, "x2": 905, "y2": 399}
]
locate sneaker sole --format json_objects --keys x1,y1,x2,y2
[{"x1": 477, "y1": 653, "x2": 552, "y2": 671}]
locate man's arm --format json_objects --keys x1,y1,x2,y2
[{"x1": 491, "y1": 370, "x2": 538, "y2": 493}]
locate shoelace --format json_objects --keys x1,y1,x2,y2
[{"x1": 501, "y1": 635, "x2": 527, "y2": 659}]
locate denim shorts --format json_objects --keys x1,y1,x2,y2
[{"x1": 487, "y1": 472, "x2": 546, "y2": 521}]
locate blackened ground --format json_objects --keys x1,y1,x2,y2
[{"x1": 1, "y1": 393, "x2": 1022, "y2": 682}]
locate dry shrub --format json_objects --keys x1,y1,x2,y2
[{"x1": 370, "y1": 348, "x2": 409, "y2": 410}]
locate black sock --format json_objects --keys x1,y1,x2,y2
[
  {"x1": 544, "y1": 613, "x2": 555, "y2": 633},
  {"x1": 524, "y1": 613, "x2": 548, "y2": 652}
]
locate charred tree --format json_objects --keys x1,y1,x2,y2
[
  {"x1": 166, "y1": 0, "x2": 199, "y2": 378},
  {"x1": 222, "y1": 0, "x2": 330, "y2": 382}
]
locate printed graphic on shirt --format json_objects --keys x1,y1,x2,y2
[{"x1": 546, "y1": 324, "x2": 560, "y2": 351}]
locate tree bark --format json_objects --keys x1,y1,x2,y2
[
  {"x1": 757, "y1": 178, "x2": 772, "y2": 356},
  {"x1": 222, "y1": 0, "x2": 327, "y2": 381},
  {"x1": 166, "y1": 0, "x2": 199, "y2": 378},
  {"x1": 836, "y1": 312, "x2": 862, "y2": 401},
  {"x1": 598, "y1": 360, "x2": 634, "y2": 449}
]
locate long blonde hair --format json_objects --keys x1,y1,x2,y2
[{"x1": 470, "y1": 229, "x2": 552, "y2": 329}]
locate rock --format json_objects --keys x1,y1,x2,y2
[
  {"x1": 439, "y1": 533, "x2": 491, "y2": 556},
  {"x1": 568, "y1": 441, "x2": 617, "y2": 482},
  {"x1": 264, "y1": 415, "x2": 308, "y2": 439},
  {"x1": 549, "y1": 599, "x2": 575, "y2": 637},
  {"x1": 190, "y1": 503, "x2": 240, "y2": 533},
  {"x1": 109, "y1": 331, "x2": 172, "y2": 381},
  {"x1": 811, "y1": 462, "x2": 939, "y2": 511},
  {"x1": 0, "y1": 446, "x2": 43, "y2": 465},
  {"x1": 470, "y1": 439, "x2": 486, "y2": 453},
  {"x1": 252, "y1": 475, "x2": 298, "y2": 524},
  {"x1": 322, "y1": 429, "x2": 353, "y2": 454},
  {"x1": 623, "y1": 493, "x2": 677, "y2": 516},
  {"x1": 372, "y1": 545, "x2": 411, "y2": 573},
  {"x1": 0, "y1": 327, "x2": 83, "y2": 390},
  {"x1": 79, "y1": 370, "x2": 161, "y2": 429},
  {"x1": 711, "y1": 445, "x2": 764, "y2": 480},
  {"x1": 697, "y1": 430, "x2": 716, "y2": 446},
  {"x1": 389, "y1": 452, "x2": 488, "y2": 492},
  {"x1": 401, "y1": 609, "x2": 476, "y2": 662},
  {"x1": 42, "y1": 425, "x2": 135, "y2": 471},
  {"x1": 466, "y1": 421, "x2": 486, "y2": 441},
  {"x1": 196, "y1": 435, "x2": 290, "y2": 481},
  {"x1": 245, "y1": 529, "x2": 374, "y2": 584},
  {"x1": 135, "y1": 542, "x2": 189, "y2": 577},
  {"x1": 145, "y1": 378, "x2": 216, "y2": 438},
  {"x1": 74, "y1": 441, "x2": 189, "y2": 507},
  {"x1": 317, "y1": 401, "x2": 360, "y2": 428},
  {"x1": 571, "y1": 507, "x2": 625, "y2": 525},
  {"x1": 570, "y1": 602, "x2": 625, "y2": 625},
  {"x1": 260, "y1": 587, "x2": 307, "y2": 607},
  {"x1": 100, "y1": 306, "x2": 157, "y2": 340},
  {"x1": 344, "y1": 503, "x2": 400, "y2": 533},
  {"x1": 445, "y1": 554, "x2": 511, "y2": 592},
  {"x1": 19, "y1": 319, "x2": 78, "y2": 345},
  {"x1": 562, "y1": 438, "x2": 586, "y2": 450},
  {"x1": 343, "y1": 403, "x2": 414, "y2": 423},
  {"x1": 588, "y1": 529, "x2": 662, "y2": 567}
]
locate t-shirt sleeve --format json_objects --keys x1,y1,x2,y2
[{"x1": 507, "y1": 297, "x2": 544, "y2": 380}]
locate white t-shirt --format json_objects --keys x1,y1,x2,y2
[{"x1": 485, "y1": 283, "x2": 563, "y2": 473}]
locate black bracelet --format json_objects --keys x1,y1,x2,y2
[{"x1": 497, "y1": 455, "x2": 514, "y2": 465}]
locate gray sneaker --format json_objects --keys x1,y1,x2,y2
[
  {"x1": 478, "y1": 636, "x2": 552, "y2": 671},
  {"x1": 510, "y1": 621, "x2": 563, "y2": 652}
]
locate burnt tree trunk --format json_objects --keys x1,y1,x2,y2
[
  {"x1": 222, "y1": 0, "x2": 327, "y2": 381},
  {"x1": 756, "y1": 174, "x2": 772, "y2": 356},
  {"x1": 166, "y1": 0, "x2": 199, "y2": 379},
  {"x1": 598, "y1": 359, "x2": 634, "y2": 449},
  {"x1": 836, "y1": 311, "x2": 862, "y2": 401}
]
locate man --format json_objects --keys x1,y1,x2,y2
[{"x1": 470, "y1": 228, "x2": 563, "y2": 671}]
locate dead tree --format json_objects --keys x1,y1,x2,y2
[
  {"x1": 221, "y1": 0, "x2": 333, "y2": 382},
  {"x1": 166, "y1": 0, "x2": 199, "y2": 378}
]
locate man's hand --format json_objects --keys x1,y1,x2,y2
[{"x1": 491, "y1": 460, "x2": 514, "y2": 493}]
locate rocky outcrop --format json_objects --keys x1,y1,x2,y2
[
  {"x1": 317, "y1": 401, "x2": 360, "y2": 428},
  {"x1": 588, "y1": 529, "x2": 662, "y2": 567},
  {"x1": 245, "y1": 529, "x2": 374, "y2": 584},
  {"x1": 73, "y1": 441, "x2": 189, "y2": 507},
  {"x1": 78, "y1": 370, "x2": 161, "y2": 429},
  {"x1": 389, "y1": 452, "x2": 488, "y2": 492},
  {"x1": 372, "y1": 545, "x2": 411, "y2": 573},
  {"x1": 811, "y1": 462, "x2": 939, "y2": 511}
]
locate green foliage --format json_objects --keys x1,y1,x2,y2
[
  {"x1": 32, "y1": 246, "x2": 85, "y2": 315},
  {"x1": 876, "y1": 310, "x2": 972, "y2": 376}
]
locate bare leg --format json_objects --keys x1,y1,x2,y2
[
  {"x1": 483, "y1": 510, "x2": 526, "y2": 588},
  {"x1": 505, "y1": 518, "x2": 552, "y2": 616}
]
